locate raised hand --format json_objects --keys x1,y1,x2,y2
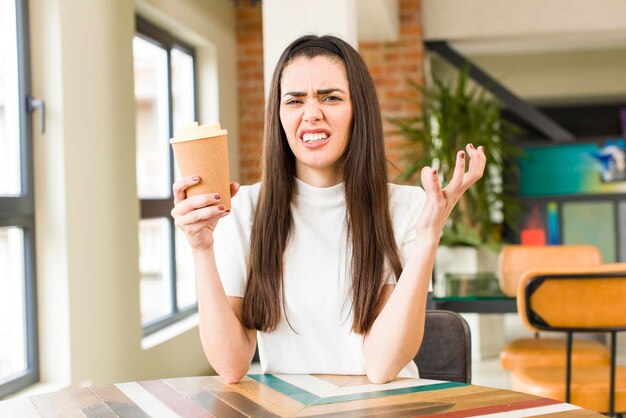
[
  {"x1": 415, "y1": 144, "x2": 486, "y2": 237},
  {"x1": 171, "y1": 176, "x2": 240, "y2": 252}
]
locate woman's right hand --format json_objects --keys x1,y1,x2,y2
[{"x1": 171, "y1": 176, "x2": 240, "y2": 252}]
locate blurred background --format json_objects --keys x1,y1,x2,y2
[{"x1": 1, "y1": 0, "x2": 625, "y2": 399}]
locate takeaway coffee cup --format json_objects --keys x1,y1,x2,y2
[{"x1": 170, "y1": 122, "x2": 231, "y2": 210}]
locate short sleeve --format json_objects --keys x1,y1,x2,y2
[
  {"x1": 385, "y1": 184, "x2": 427, "y2": 285},
  {"x1": 398, "y1": 187, "x2": 427, "y2": 263},
  {"x1": 212, "y1": 184, "x2": 259, "y2": 297}
]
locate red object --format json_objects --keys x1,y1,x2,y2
[{"x1": 521, "y1": 229, "x2": 546, "y2": 245}]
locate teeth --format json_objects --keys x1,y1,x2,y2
[{"x1": 302, "y1": 133, "x2": 328, "y2": 142}]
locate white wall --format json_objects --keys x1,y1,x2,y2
[
  {"x1": 429, "y1": 48, "x2": 626, "y2": 104},
  {"x1": 422, "y1": 0, "x2": 626, "y2": 41},
  {"x1": 468, "y1": 49, "x2": 626, "y2": 103},
  {"x1": 422, "y1": 0, "x2": 626, "y2": 103},
  {"x1": 28, "y1": 0, "x2": 238, "y2": 391},
  {"x1": 262, "y1": 0, "x2": 358, "y2": 94}
]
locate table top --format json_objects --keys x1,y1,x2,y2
[
  {"x1": 0, "y1": 374, "x2": 602, "y2": 417},
  {"x1": 431, "y1": 272, "x2": 517, "y2": 313}
]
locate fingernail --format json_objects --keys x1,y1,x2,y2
[
  {"x1": 460, "y1": 151, "x2": 465, "y2": 159},
  {"x1": 468, "y1": 144, "x2": 474, "y2": 149},
  {"x1": 225, "y1": 210, "x2": 231, "y2": 213},
  {"x1": 478, "y1": 146, "x2": 484, "y2": 152},
  {"x1": 191, "y1": 176, "x2": 199, "y2": 181},
  {"x1": 218, "y1": 205, "x2": 225, "y2": 211},
  {"x1": 214, "y1": 194, "x2": 221, "y2": 200},
  {"x1": 432, "y1": 169, "x2": 438, "y2": 175}
]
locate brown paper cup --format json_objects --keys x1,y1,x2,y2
[{"x1": 170, "y1": 122, "x2": 231, "y2": 210}]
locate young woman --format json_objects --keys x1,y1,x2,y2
[{"x1": 171, "y1": 35, "x2": 485, "y2": 384}]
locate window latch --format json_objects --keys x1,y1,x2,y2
[{"x1": 26, "y1": 95, "x2": 45, "y2": 134}]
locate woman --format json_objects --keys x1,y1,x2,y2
[{"x1": 171, "y1": 35, "x2": 485, "y2": 384}]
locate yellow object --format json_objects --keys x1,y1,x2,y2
[
  {"x1": 512, "y1": 263, "x2": 626, "y2": 414},
  {"x1": 500, "y1": 338, "x2": 609, "y2": 371},
  {"x1": 498, "y1": 245, "x2": 609, "y2": 373},
  {"x1": 498, "y1": 245, "x2": 601, "y2": 298},
  {"x1": 513, "y1": 365, "x2": 626, "y2": 412}
]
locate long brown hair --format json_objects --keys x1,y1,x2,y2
[{"x1": 242, "y1": 35, "x2": 403, "y2": 334}]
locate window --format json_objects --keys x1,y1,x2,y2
[
  {"x1": 0, "y1": 0, "x2": 39, "y2": 398},
  {"x1": 133, "y1": 17, "x2": 197, "y2": 334}
]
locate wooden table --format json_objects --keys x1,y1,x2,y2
[{"x1": 0, "y1": 374, "x2": 603, "y2": 417}]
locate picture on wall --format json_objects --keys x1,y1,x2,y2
[
  {"x1": 516, "y1": 138, "x2": 625, "y2": 262},
  {"x1": 561, "y1": 200, "x2": 616, "y2": 263},
  {"x1": 519, "y1": 138, "x2": 626, "y2": 197}
]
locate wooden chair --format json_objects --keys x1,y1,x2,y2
[
  {"x1": 512, "y1": 263, "x2": 626, "y2": 416},
  {"x1": 415, "y1": 310, "x2": 471, "y2": 383},
  {"x1": 498, "y1": 245, "x2": 610, "y2": 371}
]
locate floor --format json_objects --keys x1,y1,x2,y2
[
  {"x1": 463, "y1": 313, "x2": 520, "y2": 389},
  {"x1": 472, "y1": 356, "x2": 511, "y2": 389}
]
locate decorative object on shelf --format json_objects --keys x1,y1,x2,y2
[
  {"x1": 233, "y1": 0, "x2": 261, "y2": 6},
  {"x1": 390, "y1": 67, "x2": 523, "y2": 252}
]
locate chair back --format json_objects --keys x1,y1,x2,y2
[
  {"x1": 517, "y1": 263, "x2": 626, "y2": 416},
  {"x1": 414, "y1": 310, "x2": 471, "y2": 383},
  {"x1": 517, "y1": 263, "x2": 626, "y2": 333},
  {"x1": 497, "y1": 245, "x2": 602, "y2": 297}
]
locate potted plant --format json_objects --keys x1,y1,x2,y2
[
  {"x1": 390, "y1": 67, "x2": 523, "y2": 287},
  {"x1": 390, "y1": 68, "x2": 525, "y2": 360},
  {"x1": 391, "y1": 67, "x2": 523, "y2": 252}
]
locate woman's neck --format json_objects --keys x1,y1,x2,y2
[{"x1": 295, "y1": 165, "x2": 342, "y2": 188}]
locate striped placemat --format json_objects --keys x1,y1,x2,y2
[{"x1": 0, "y1": 374, "x2": 593, "y2": 417}]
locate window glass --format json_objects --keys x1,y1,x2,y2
[
  {"x1": 0, "y1": 0, "x2": 22, "y2": 196},
  {"x1": 139, "y1": 218, "x2": 173, "y2": 324},
  {"x1": 171, "y1": 47, "x2": 195, "y2": 132},
  {"x1": 0, "y1": 227, "x2": 27, "y2": 380},
  {"x1": 0, "y1": 0, "x2": 38, "y2": 397},
  {"x1": 134, "y1": 20, "x2": 198, "y2": 334},
  {"x1": 133, "y1": 36, "x2": 170, "y2": 199}
]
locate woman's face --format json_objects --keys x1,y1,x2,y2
[{"x1": 279, "y1": 55, "x2": 353, "y2": 186}]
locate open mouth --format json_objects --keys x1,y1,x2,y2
[
  {"x1": 299, "y1": 129, "x2": 332, "y2": 148},
  {"x1": 302, "y1": 132, "x2": 328, "y2": 142}
]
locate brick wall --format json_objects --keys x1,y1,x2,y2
[
  {"x1": 359, "y1": 0, "x2": 424, "y2": 181},
  {"x1": 235, "y1": 2, "x2": 264, "y2": 184},
  {"x1": 235, "y1": 0, "x2": 424, "y2": 184}
]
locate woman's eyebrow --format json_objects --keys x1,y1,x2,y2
[{"x1": 282, "y1": 88, "x2": 346, "y2": 98}]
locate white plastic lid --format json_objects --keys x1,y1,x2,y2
[{"x1": 170, "y1": 122, "x2": 228, "y2": 143}]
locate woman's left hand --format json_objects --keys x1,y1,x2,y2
[{"x1": 415, "y1": 143, "x2": 486, "y2": 237}]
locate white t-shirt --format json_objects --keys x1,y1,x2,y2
[{"x1": 213, "y1": 178, "x2": 426, "y2": 378}]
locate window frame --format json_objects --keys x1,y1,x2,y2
[
  {"x1": 0, "y1": 0, "x2": 39, "y2": 399},
  {"x1": 135, "y1": 17, "x2": 199, "y2": 336}
]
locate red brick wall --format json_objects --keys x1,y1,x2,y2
[
  {"x1": 359, "y1": 0, "x2": 424, "y2": 180},
  {"x1": 235, "y1": 0, "x2": 424, "y2": 184},
  {"x1": 235, "y1": 2, "x2": 264, "y2": 184}
]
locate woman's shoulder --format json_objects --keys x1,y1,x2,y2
[
  {"x1": 387, "y1": 183, "x2": 426, "y2": 240},
  {"x1": 388, "y1": 183, "x2": 425, "y2": 203},
  {"x1": 388, "y1": 183, "x2": 426, "y2": 218},
  {"x1": 233, "y1": 182, "x2": 261, "y2": 206},
  {"x1": 227, "y1": 182, "x2": 261, "y2": 224}
]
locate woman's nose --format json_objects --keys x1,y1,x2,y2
[{"x1": 302, "y1": 101, "x2": 322, "y2": 122}]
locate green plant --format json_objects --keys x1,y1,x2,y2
[{"x1": 390, "y1": 67, "x2": 523, "y2": 251}]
